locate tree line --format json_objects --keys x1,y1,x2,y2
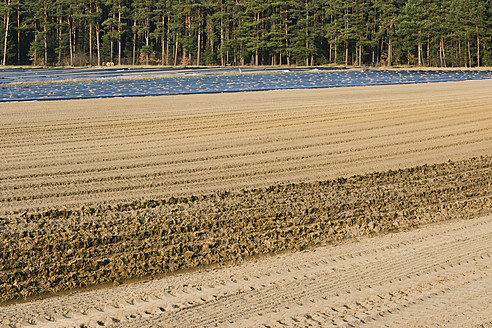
[{"x1": 0, "y1": 0, "x2": 490, "y2": 67}]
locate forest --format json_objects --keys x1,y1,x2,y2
[{"x1": 0, "y1": 0, "x2": 490, "y2": 67}]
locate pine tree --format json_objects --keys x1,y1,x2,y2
[
  {"x1": 2, "y1": 0, "x2": 490, "y2": 67},
  {"x1": 1, "y1": 0, "x2": 12, "y2": 65}
]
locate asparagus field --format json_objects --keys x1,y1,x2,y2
[
  {"x1": 0, "y1": 80, "x2": 491, "y2": 313},
  {"x1": 1, "y1": 80, "x2": 491, "y2": 216}
]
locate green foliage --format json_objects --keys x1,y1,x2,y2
[{"x1": 0, "y1": 0, "x2": 490, "y2": 66}]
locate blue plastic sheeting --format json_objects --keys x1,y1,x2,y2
[
  {"x1": 0, "y1": 67, "x2": 340, "y2": 84},
  {"x1": 0, "y1": 69, "x2": 491, "y2": 102}
]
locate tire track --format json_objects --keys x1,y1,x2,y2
[
  {"x1": 152, "y1": 232, "x2": 490, "y2": 327},
  {"x1": 2, "y1": 211, "x2": 486, "y2": 319},
  {"x1": 2, "y1": 116, "x2": 488, "y2": 177},
  {"x1": 1, "y1": 81, "x2": 491, "y2": 214},
  {"x1": 2, "y1": 97, "x2": 486, "y2": 149},
  {"x1": 3, "y1": 215, "x2": 490, "y2": 328},
  {"x1": 2, "y1": 139, "x2": 491, "y2": 213},
  {"x1": 3, "y1": 112, "x2": 488, "y2": 167}
]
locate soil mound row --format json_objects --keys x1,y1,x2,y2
[{"x1": 0, "y1": 156, "x2": 490, "y2": 304}]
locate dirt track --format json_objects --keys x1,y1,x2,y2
[
  {"x1": 2, "y1": 214, "x2": 490, "y2": 327},
  {"x1": 1, "y1": 80, "x2": 491, "y2": 215}
]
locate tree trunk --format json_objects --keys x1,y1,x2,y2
[
  {"x1": 197, "y1": 30, "x2": 201, "y2": 66},
  {"x1": 58, "y1": 16, "x2": 62, "y2": 64},
  {"x1": 89, "y1": 23, "x2": 92, "y2": 66},
  {"x1": 118, "y1": 10, "x2": 122, "y2": 65},
  {"x1": 161, "y1": 35, "x2": 165, "y2": 65},
  {"x1": 110, "y1": 12, "x2": 115, "y2": 62},
  {"x1": 240, "y1": 44, "x2": 244, "y2": 66},
  {"x1": 345, "y1": 8, "x2": 349, "y2": 66},
  {"x1": 226, "y1": 30, "x2": 229, "y2": 64},
  {"x1": 132, "y1": 20, "x2": 136, "y2": 65},
  {"x1": 439, "y1": 38, "x2": 443, "y2": 67},
  {"x1": 255, "y1": 12, "x2": 259, "y2": 66},
  {"x1": 345, "y1": 40, "x2": 349, "y2": 66},
  {"x1": 209, "y1": 22, "x2": 214, "y2": 56},
  {"x1": 464, "y1": 39, "x2": 468, "y2": 67},
  {"x1": 467, "y1": 40, "x2": 471, "y2": 68},
  {"x1": 44, "y1": 2, "x2": 48, "y2": 65},
  {"x1": 458, "y1": 39, "x2": 461, "y2": 67},
  {"x1": 145, "y1": 18, "x2": 149, "y2": 65},
  {"x1": 380, "y1": 37, "x2": 384, "y2": 64},
  {"x1": 17, "y1": 3, "x2": 19, "y2": 64},
  {"x1": 34, "y1": 22, "x2": 37, "y2": 65},
  {"x1": 227, "y1": 25, "x2": 232, "y2": 65},
  {"x1": 96, "y1": 4, "x2": 101, "y2": 66},
  {"x1": 284, "y1": 14, "x2": 289, "y2": 66},
  {"x1": 145, "y1": 35, "x2": 149, "y2": 65},
  {"x1": 68, "y1": 17, "x2": 73, "y2": 66},
  {"x1": 220, "y1": 15, "x2": 224, "y2": 66},
  {"x1": 476, "y1": 26, "x2": 480, "y2": 67},
  {"x1": 439, "y1": 36, "x2": 446, "y2": 67},
  {"x1": 334, "y1": 42, "x2": 337, "y2": 64},
  {"x1": 427, "y1": 34, "x2": 430, "y2": 66},
  {"x1": 388, "y1": 39, "x2": 392, "y2": 66},
  {"x1": 3, "y1": 0, "x2": 10, "y2": 66},
  {"x1": 96, "y1": 27, "x2": 100, "y2": 66},
  {"x1": 174, "y1": 34, "x2": 178, "y2": 66},
  {"x1": 166, "y1": 15, "x2": 170, "y2": 65},
  {"x1": 329, "y1": 43, "x2": 332, "y2": 63},
  {"x1": 44, "y1": 31, "x2": 47, "y2": 66},
  {"x1": 305, "y1": 0, "x2": 309, "y2": 66},
  {"x1": 182, "y1": 43, "x2": 186, "y2": 66},
  {"x1": 355, "y1": 44, "x2": 358, "y2": 66},
  {"x1": 359, "y1": 44, "x2": 362, "y2": 66},
  {"x1": 161, "y1": 16, "x2": 165, "y2": 65}
]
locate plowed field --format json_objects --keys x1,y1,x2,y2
[
  {"x1": 0, "y1": 80, "x2": 491, "y2": 324},
  {"x1": 2, "y1": 213, "x2": 492, "y2": 327},
  {"x1": 2, "y1": 80, "x2": 491, "y2": 215}
]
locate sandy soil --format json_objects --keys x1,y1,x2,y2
[
  {"x1": 1, "y1": 80, "x2": 491, "y2": 215},
  {"x1": 0, "y1": 155, "x2": 490, "y2": 304},
  {"x1": 1, "y1": 214, "x2": 490, "y2": 327},
  {"x1": 0, "y1": 80, "x2": 491, "y2": 326}
]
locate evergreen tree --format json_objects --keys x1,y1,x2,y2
[{"x1": 1, "y1": 0, "x2": 489, "y2": 67}]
